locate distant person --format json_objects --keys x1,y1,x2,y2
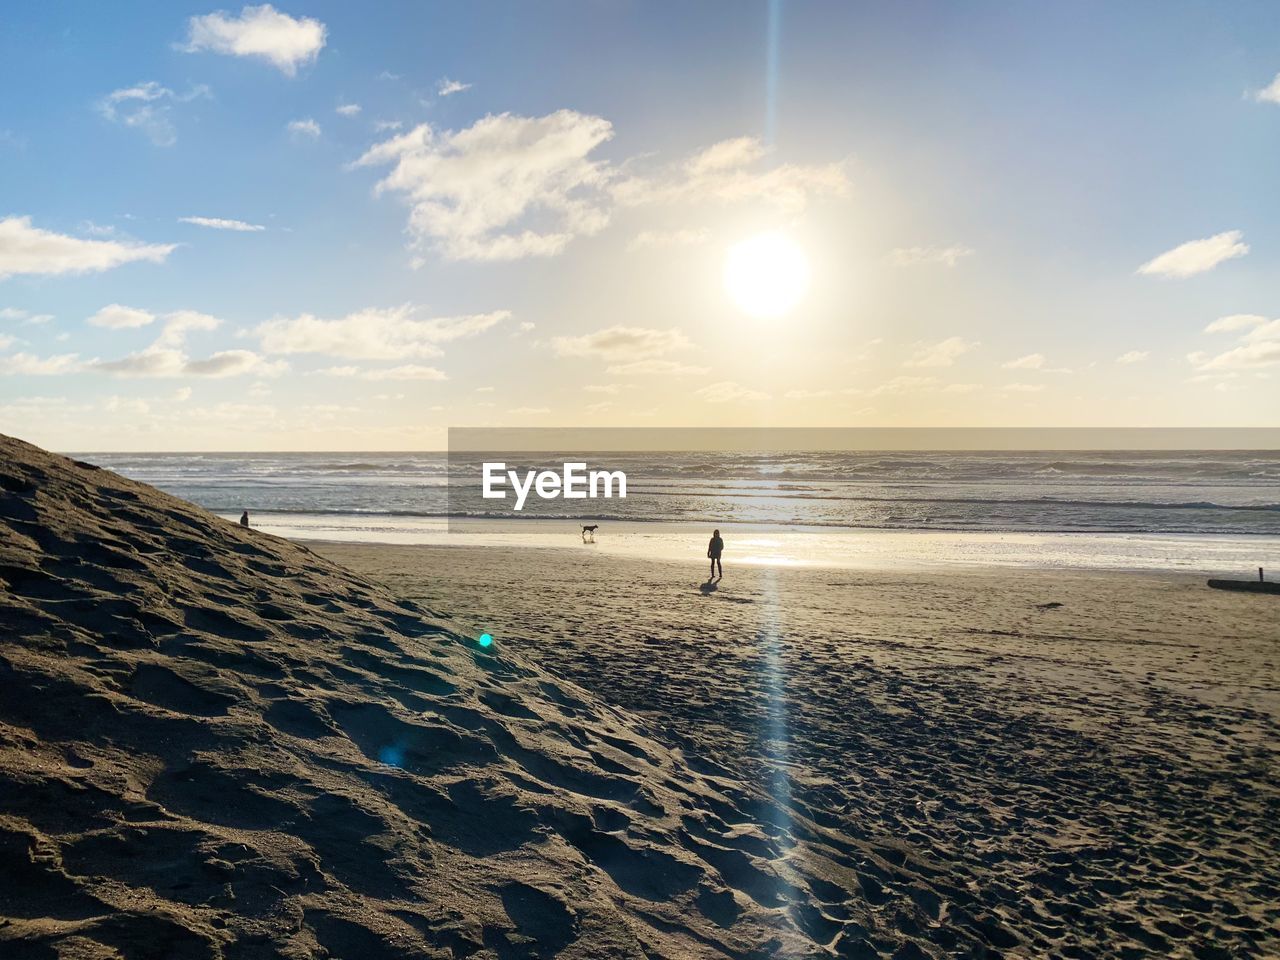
[
  {"x1": 707, "y1": 528, "x2": 724, "y2": 579},
  {"x1": 239, "y1": 510, "x2": 250, "y2": 528}
]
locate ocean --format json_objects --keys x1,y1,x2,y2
[{"x1": 79, "y1": 450, "x2": 1280, "y2": 534}]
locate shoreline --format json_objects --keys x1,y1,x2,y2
[{"x1": 227, "y1": 512, "x2": 1280, "y2": 576}]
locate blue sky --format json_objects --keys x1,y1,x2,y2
[{"x1": 1, "y1": 2, "x2": 1278, "y2": 449}]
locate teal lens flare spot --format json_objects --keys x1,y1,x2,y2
[
  {"x1": 378, "y1": 746, "x2": 404, "y2": 767},
  {"x1": 478, "y1": 633, "x2": 493, "y2": 648}
]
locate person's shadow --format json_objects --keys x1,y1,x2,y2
[{"x1": 698, "y1": 578, "x2": 719, "y2": 595}]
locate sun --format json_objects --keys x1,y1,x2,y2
[{"x1": 723, "y1": 231, "x2": 811, "y2": 319}]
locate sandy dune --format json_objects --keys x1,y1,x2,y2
[{"x1": 1, "y1": 434, "x2": 853, "y2": 958}]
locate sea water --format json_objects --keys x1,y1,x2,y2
[{"x1": 77, "y1": 450, "x2": 1280, "y2": 573}]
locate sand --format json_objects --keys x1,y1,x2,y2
[
  {"x1": 2, "y1": 430, "x2": 1277, "y2": 958},
  {"x1": 319, "y1": 542, "x2": 1280, "y2": 959},
  {"x1": 0, "y1": 434, "x2": 825, "y2": 958}
]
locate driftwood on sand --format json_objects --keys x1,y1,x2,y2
[{"x1": 1208, "y1": 567, "x2": 1279, "y2": 595}]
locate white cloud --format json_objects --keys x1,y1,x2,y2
[
  {"x1": 628, "y1": 228, "x2": 710, "y2": 251},
  {"x1": 319, "y1": 364, "x2": 448, "y2": 381},
  {"x1": 105, "y1": 396, "x2": 151, "y2": 415},
  {"x1": 784, "y1": 388, "x2": 837, "y2": 399},
  {"x1": 155, "y1": 310, "x2": 221, "y2": 347},
  {"x1": 87, "y1": 309, "x2": 281, "y2": 378},
  {"x1": 686, "y1": 137, "x2": 765, "y2": 174},
  {"x1": 1002, "y1": 353, "x2": 1045, "y2": 370},
  {"x1": 1002, "y1": 352, "x2": 1070, "y2": 373},
  {"x1": 942, "y1": 383, "x2": 981, "y2": 393},
  {"x1": 378, "y1": 366, "x2": 450, "y2": 381},
  {"x1": 1204, "y1": 314, "x2": 1266, "y2": 334},
  {"x1": 904, "y1": 336, "x2": 978, "y2": 368},
  {"x1": 1116, "y1": 350, "x2": 1149, "y2": 364},
  {"x1": 179, "y1": 216, "x2": 266, "y2": 232},
  {"x1": 1191, "y1": 317, "x2": 1280, "y2": 372},
  {"x1": 508, "y1": 406, "x2": 550, "y2": 415},
  {"x1": 374, "y1": 119, "x2": 403, "y2": 132},
  {"x1": 182, "y1": 4, "x2": 326, "y2": 76},
  {"x1": 583, "y1": 383, "x2": 623, "y2": 394},
  {"x1": 336, "y1": 103, "x2": 362, "y2": 117},
  {"x1": 437, "y1": 78, "x2": 471, "y2": 97},
  {"x1": 1, "y1": 307, "x2": 54, "y2": 325},
  {"x1": 91, "y1": 347, "x2": 182, "y2": 377},
  {"x1": 695, "y1": 380, "x2": 769, "y2": 403},
  {"x1": 1197, "y1": 343, "x2": 1280, "y2": 370},
  {"x1": 605, "y1": 359, "x2": 709, "y2": 376},
  {"x1": 0, "y1": 352, "x2": 81, "y2": 375},
  {"x1": 614, "y1": 136, "x2": 849, "y2": 215},
  {"x1": 255, "y1": 305, "x2": 507, "y2": 359},
  {"x1": 97, "y1": 81, "x2": 210, "y2": 146},
  {"x1": 888, "y1": 245, "x2": 974, "y2": 268},
  {"x1": 356, "y1": 119, "x2": 849, "y2": 263},
  {"x1": 88, "y1": 304, "x2": 156, "y2": 329},
  {"x1": 553, "y1": 325, "x2": 691, "y2": 360},
  {"x1": 174, "y1": 386, "x2": 193, "y2": 401},
  {"x1": 355, "y1": 111, "x2": 614, "y2": 261},
  {"x1": 1137, "y1": 231, "x2": 1248, "y2": 278},
  {"x1": 1254, "y1": 73, "x2": 1280, "y2": 104},
  {"x1": 1244, "y1": 319, "x2": 1280, "y2": 343},
  {"x1": 185, "y1": 349, "x2": 281, "y2": 377},
  {"x1": 1001, "y1": 382, "x2": 1045, "y2": 393},
  {"x1": 0, "y1": 334, "x2": 12, "y2": 350},
  {"x1": 92, "y1": 346, "x2": 283, "y2": 378},
  {"x1": 79, "y1": 221, "x2": 119, "y2": 237},
  {"x1": 287, "y1": 118, "x2": 321, "y2": 138},
  {"x1": 0, "y1": 216, "x2": 175, "y2": 280},
  {"x1": 868, "y1": 375, "x2": 938, "y2": 396}
]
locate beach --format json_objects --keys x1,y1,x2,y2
[
  {"x1": 322, "y1": 542, "x2": 1280, "y2": 957},
  {"x1": 9, "y1": 2, "x2": 1280, "y2": 955},
  {"x1": 3, "y1": 433, "x2": 1278, "y2": 958}
]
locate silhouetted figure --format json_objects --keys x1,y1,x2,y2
[
  {"x1": 707, "y1": 528, "x2": 724, "y2": 579},
  {"x1": 239, "y1": 510, "x2": 250, "y2": 528}
]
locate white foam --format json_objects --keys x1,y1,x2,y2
[{"x1": 224, "y1": 513, "x2": 1280, "y2": 575}]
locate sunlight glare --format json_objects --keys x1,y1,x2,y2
[{"x1": 723, "y1": 232, "x2": 811, "y2": 318}]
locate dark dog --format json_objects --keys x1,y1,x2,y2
[{"x1": 581, "y1": 524, "x2": 598, "y2": 542}]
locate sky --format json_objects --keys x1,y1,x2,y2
[{"x1": 1, "y1": 1, "x2": 1278, "y2": 451}]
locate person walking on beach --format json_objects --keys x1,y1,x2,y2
[
  {"x1": 707, "y1": 528, "x2": 724, "y2": 579},
  {"x1": 239, "y1": 510, "x2": 250, "y2": 528}
]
